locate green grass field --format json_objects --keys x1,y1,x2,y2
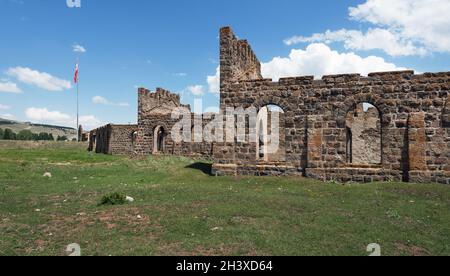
[{"x1": 0, "y1": 141, "x2": 449, "y2": 256}]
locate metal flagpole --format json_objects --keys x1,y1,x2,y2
[
  {"x1": 77, "y1": 76, "x2": 79, "y2": 142},
  {"x1": 76, "y1": 60, "x2": 79, "y2": 142}
]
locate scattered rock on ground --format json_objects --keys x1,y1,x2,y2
[{"x1": 43, "y1": 172, "x2": 52, "y2": 178}]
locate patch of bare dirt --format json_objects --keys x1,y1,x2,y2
[
  {"x1": 158, "y1": 242, "x2": 260, "y2": 256},
  {"x1": 395, "y1": 243, "x2": 431, "y2": 256},
  {"x1": 38, "y1": 207, "x2": 155, "y2": 236}
]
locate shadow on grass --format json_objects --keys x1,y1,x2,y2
[{"x1": 185, "y1": 162, "x2": 212, "y2": 175}]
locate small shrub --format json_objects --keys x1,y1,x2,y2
[{"x1": 99, "y1": 193, "x2": 127, "y2": 206}]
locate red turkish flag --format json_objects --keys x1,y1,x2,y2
[{"x1": 74, "y1": 63, "x2": 79, "y2": 84}]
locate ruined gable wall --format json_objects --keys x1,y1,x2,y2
[
  {"x1": 135, "y1": 88, "x2": 186, "y2": 155},
  {"x1": 135, "y1": 87, "x2": 214, "y2": 157}
]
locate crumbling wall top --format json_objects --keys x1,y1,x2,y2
[
  {"x1": 138, "y1": 87, "x2": 190, "y2": 116},
  {"x1": 220, "y1": 27, "x2": 263, "y2": 86}
]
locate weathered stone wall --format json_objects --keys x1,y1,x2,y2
[
  {"x1": 109, "y1": 125, "x2": 138, "y2": 155},
  {"x1": 90, "y1": 88, "x2": 214, "y2": 158},
  {"x1": 88, "y1": 124, "x2": 137, "y2": 155},
  {"x1": 87, "y1": 26, "x2": 449, "y2": 184},
  {"x1": 212, "y1": 27, "x2": 450, "y2": 184},
  {"x1": 443, "y1": 98, "x2": 450, "y2": 128},
  {"x1": 220, "y1": 26, "x2": 262, "y2": 87},
  {"x1": 89, "y1": 125, "x2": 111, "y2": 154},
  {"x1": 88, "y1": 130, "x2": 95, "y2": 151}
]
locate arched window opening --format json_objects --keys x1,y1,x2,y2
[
  {"x1": 258, "y1": 119, "x2": 266, "y2": 159},
  {"x1": 256, "y1": 105, "x2": 286, "y2": 162},
  {"x1": 131, "y1": 131, "x2": 138, "y2": 147},
  {"x1": 443, "y1": 99, "x2": 450, "y2": 128},
  {"x1": 153, "y1": 126, "x2": 166, "y2": 154},
  {"x1": 346, "y1": 127, "x2": 352, "y2": 164},
  {"x1": 191, "y1": 125, "x2": 196, "y2": 143},
  {"x1": 346, "y1": 103, "x2": 381, "y2": 165}
]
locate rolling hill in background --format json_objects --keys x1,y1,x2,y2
[{"x1": 0, "y1": 118, "x2": 77, "y2": 140}]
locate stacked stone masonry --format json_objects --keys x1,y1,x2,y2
[
  {"x1": 212, "y1": 27, "x2": 449, "y2": 184},
  {"x1": 89, "y1": 26, "x2": 449, "y2": 184},
  {"x1": 88, "y1": 124, "x2": 138, "y2": 155},
  {"x1": 89, "y1": 87, "x2": 214, "y2": 158}
]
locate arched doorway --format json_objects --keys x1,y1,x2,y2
[
  {"x1": 153, "y1": 126, "x2": 165, "y2": 154},
  {"x1": 131, "y1": 131, "x2": 138, "y2": 150},
  {"x1": 345, "y1": 102, "x2": 382, "y2": 165},
  {"x1": 131, "y1": 131, "x2": 137, "y2": 145},
  {"x1": 256, "y1": 105, "x2": 286, "y2": 162},
  {"x1": 443, "y1": 98, "x2": 449, "y2": 128}
]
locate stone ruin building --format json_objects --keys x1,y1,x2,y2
[
  {"x1": 89, "y1": 27, "x2": 450, "y2": 184},
  {"x1": 89, "y1": 88, "x2": 213, "y2": 157}
]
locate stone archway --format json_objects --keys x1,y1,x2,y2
[
  {"x1": 338, "y1": 94, "x2": 389, "y2": 128},
  {"x1": 337, "y1": 94, "x2": 392, "y2": 167},
  {"x1": 131, "y1": 131, "x2": 138, "y2": 150},
  {"x1": 153, "y1": 126, "x2": 166, "y2": 154},
  {"x1": 345, "y1": 102, "x2": 382, "y2": 165},
  {"x1": 256, "y1": 104, "x2": 286, "y2": 162}
]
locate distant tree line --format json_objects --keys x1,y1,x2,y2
[{"x1": 0, "y1": 128, "x2": 68, "y2": 141}]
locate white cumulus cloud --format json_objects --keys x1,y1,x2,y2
[
  {"x1": 207, "y1": 66, "x2": 220, "y2": 94},
  {"x1": 78, "y1": 115, "x2": 103, "y2": 129},
  {"x1": 284, "y1": 28, "x2": 427, "y2": 57},
  {"x1": 26, "y1": 107, "x2": 72, "y2": 122},
  {"x1": 25, "y1": 107, "x2": 103, "y2": 130},
  {"x1": 187, "y1": 85, "x2": 204, "y2": 96},
  {"x1": 262, "y1": 43, "x2": 408, "y2": 80},
  {"x1": 0, "y1": 81, "x2": 22, "y2": 93},
  {"x1": 7, "y1": 67, "x2": 72, "y2": 92},
  {"x1": 92, "y1": 96, "x2": 129, "y2": 107},
  {"x1": 284, "y1": 0, "x2": 450, "y2": 56},
  {"x1": 73, "y1": 44, "x2": 87, "y2": 53}
]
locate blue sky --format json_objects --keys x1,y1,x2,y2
[{"x1": 0, "y1": 0, "x2": 449, "y2": 130}]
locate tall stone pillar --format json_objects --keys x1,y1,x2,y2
[{"x1": 408, "y1": 112, "x2": 428, "y2": 182}]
